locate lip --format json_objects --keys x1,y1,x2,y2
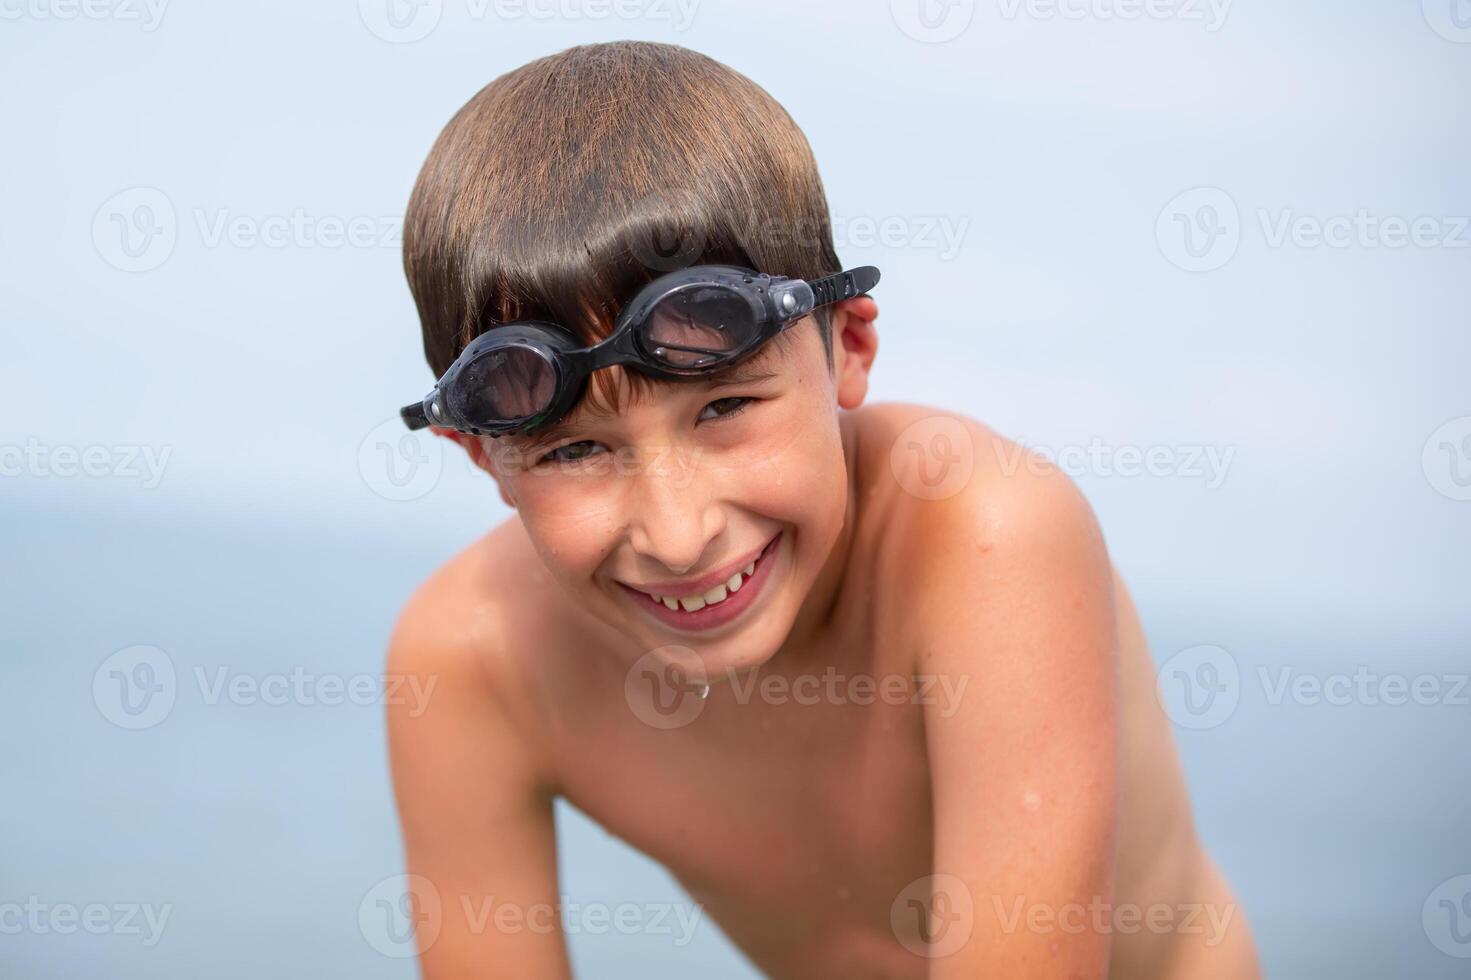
[
  {"x1": 617, "y1": 531, "x2": 783, "y2": 633},
  {"x1": 620, "y1": 532, "x2": 780, "y2": 598}
]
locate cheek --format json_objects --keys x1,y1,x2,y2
[
  {"x1": 724, "y1": 395, "x2": 848, "y2": 539},
  {"x1": 512, "y1": 485, "x2": 624, "y2": 586},
  {"x1": 499, "y1": 450, "x2": 634, "y2": 524}
]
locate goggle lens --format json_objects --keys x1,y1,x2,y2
[
  {"x1": 638, "y1": 285, "x2": 760, "y2": 369},
  {"x1": 449, "y1": 345, "x2": 558, "y2": 425}
]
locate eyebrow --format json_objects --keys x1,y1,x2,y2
[{"x1": 704, "y1": 361, "x2": 782, "y2": 388}]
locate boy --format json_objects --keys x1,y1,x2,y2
[{"x1": 385, "y1": 40, "x2": 1259, "y2": 978}]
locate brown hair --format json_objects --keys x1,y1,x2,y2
[{"x1": 401, "y1": 41, "x2": 843, "y2": 417}]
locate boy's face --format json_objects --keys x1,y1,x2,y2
[{"x1": 466, "y1": 302, "x2": 876, "y2": 677}]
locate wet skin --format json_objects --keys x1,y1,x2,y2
[{"x1": 386, "y1": 302, "x2": 1261, "y2": 978}]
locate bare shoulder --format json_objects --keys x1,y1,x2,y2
[
  {"x1": 388, "y1": 516, "x2": 528, "y2": 675},
  {"x1": 859, "y1": 406, "x2": 1122, "y2": 976},
  {"x1": 850, "y1": 401, "x2": 1110, "y2": 602},
  {"x1": 384, "y1": 514, "x2": 565, "y2": 781}
]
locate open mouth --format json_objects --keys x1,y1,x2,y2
[{"x1": 617, "y1": 531, "x2": 783, "y2": 632}]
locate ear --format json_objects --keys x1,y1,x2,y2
[
  {"x1": 830, "y1": 295, "x2": 879, "y2": 411},
  {"x1": 432, "y1": 428, "x2": 517, "y2": 509}
]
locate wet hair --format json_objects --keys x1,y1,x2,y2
[{"x1": 402, "y1": 40, "x2": 844, "y2": 416}]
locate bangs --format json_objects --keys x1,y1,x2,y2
[
  {"x1": 403, "y1": 41, "x2": 843, "y2": 418},
  {"x1": 465, "y1": 197, "x2": 772, "y2": 420}
]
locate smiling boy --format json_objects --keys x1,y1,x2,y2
[{"x1": 383, "y1": 40, "x2": 1259, "y2": 979}]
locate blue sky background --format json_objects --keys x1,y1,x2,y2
[{"x1": 2, "y1": 1, "x2": 1469, "y2": 976}]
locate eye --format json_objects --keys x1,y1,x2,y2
[
  {"x1": 540, "y1": 440, "x2": 605, "y2": 465},
  {"x1": 699, "y1": 396, "x2": 754, "y2": 423}
]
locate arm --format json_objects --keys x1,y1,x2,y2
[
  {"x1": 385, "y1": 587, "x2": 573, "y2": 978},
  {"x1": 913, "y1": 454, "x2": 1120, "y2": 978}
]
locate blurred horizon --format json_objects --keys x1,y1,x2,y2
[{"x1": 3, "y1": 0, "x2": 1469, "y2": 976}]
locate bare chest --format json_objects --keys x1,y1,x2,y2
[{"x1": 554, "y1": 664, "x2": 937, "y2": 975}]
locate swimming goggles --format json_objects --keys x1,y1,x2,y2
[{"x1": 399, "y1": 263, "x2": 881, "y2": 438}]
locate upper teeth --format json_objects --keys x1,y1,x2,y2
[{"x1": 649, "y1": 560, "x2": 758, "y2": 612}]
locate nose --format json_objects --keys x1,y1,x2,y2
[{"x1": 623, "y1": 459, "x2": 726, "y2": 576}]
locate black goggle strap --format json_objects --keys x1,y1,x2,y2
[
  {"x1": 807, "y1": 266, "x2": 881, "y2": 310},
  {"x1": 399, "y1": 395, "x2": 554, "y2": 437},
  {"x1": 401, "y1": 400, "x2": 431, "y2": 431}
]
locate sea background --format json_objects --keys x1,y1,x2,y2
[{"x1": 3, "y1": 1, "x2": 1469, "y2": 976}]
